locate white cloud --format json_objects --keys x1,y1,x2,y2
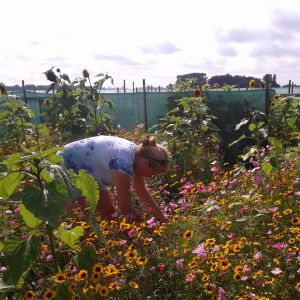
[{"x1": 0, "y1": 0, "x2": 299, "y2": 87}]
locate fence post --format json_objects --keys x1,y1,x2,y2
[
  {"x1": 22, "y1": 80, "x2": 27, "y2": 104},
  {"x1": 288, "y1": 80, "x2": 291, "y2": 94},
  {"x1": 123, "y1": 80, "x2": 126, "y2": 93},
  {"x1": 132, "y1": 81, "x2": 135, "y2": 93},
  {"x1": 142, "y1": 79, "x2": 148, "y2": 132},
  {"x1": 265, "y1": 74, "x2": 271, "y2": 119}
]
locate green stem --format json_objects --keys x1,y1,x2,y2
[{"x1": 46, "y1": 224, "x2": 60, "y2": 273}]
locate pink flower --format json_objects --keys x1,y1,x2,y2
[
  {"x1": 217, "y1": 287, "x2": 226, "y2": 300},
  {"x1": 14, "y1": 207, "x2": 20, "y2": 214},
  {"x1": 175, "y1": 259, "x2": 184, "y2": 269},
  {"x1": 271, "y1": 268, "x2": 282, "y2": 275},
  {"x1": 272, "y1": 242, "x2": 286, "y2": 250},
  {"x1": 210, "y1": 166, "x2": 219, "y2": 174},
  {"x1": 128, "y1": 228, "x2": 136, "y2": 238},
  {"x1": 146, "y1": 217, "x2": 156, "y2": 225},
  {"x1": 255, "y1": 175, "x2": 263, "y2": 185},
  {"x1": 185, "y1": 272, "x2": 196, "y2": 283},
  {"x1": 180, "y1": 178, "x2": 187, "y2": 183},
  {"x1": 253, "y1": 251, "x2": 263, "y2": 264},
  {"x1": 192, "y1": 243, "x2": 208, "y2": 259},
  {"x1": 157, "y1": 263, "x2": 165, "y2": 271}
]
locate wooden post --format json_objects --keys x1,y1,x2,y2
[
  {"x1": 117, "y1": 88, "x2": 119, "y2": 93},
  {"x1": 147, "y1": 85, "x2": 150, "y2": 92},
  {"x1": 123, "y1": 80, "x2": 126, "y2": 93},
  {"x1": 142, "y1": 79, "x2": 148, "y2": 132},
  {"x1": 265, "y1": 74, "x2": 270, "y2": 118},
  {"x1": 22, "y1": 80, "x2": 27, "y2": 104},
  {"x1": 288, "y1": 80, "x2": 291, "y2": 94},
  {"x1": 150, "y1": 85, "x2": 153, "y2": 92},
  {"x1": 291, "y1": 82, "x2": 294, "y2": 94},
  {"x1": 132, "y1": 81, "x2": 135, "y2": 93},
  {"x1": 136, "y1": 87, "x2": 138, "y2": 93},
  {"x1": 158, "y1": 86, "x2": 161, "y2": 93}
]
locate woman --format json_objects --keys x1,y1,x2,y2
[{"x1": 57, "y1": 135, "x2": 169, "y2": 222}]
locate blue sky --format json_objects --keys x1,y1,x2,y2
[{"x1": 1, "y1": 0, "x2": 299, "y2": 87}]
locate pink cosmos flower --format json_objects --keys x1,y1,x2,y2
[
  {"x1": 128, "y1": 228, "x2": 136, "y2": 238},
  {"x1": 255, "y1": 175, "x2": 263, "y2": 185},
  {"x1": 253, "y1": 251, "x2": 263, "y2": 264},
  {"x1": 217, "y1": 287, "x2": 226, "y2": 300},
  {"x1": 192, "y1": 243, "x2": 208, "y2": 259},
  {"x1": 175, "y1": 259, "x2": 184, "y2": 269},
  {"x1": 185, "y1": 272, "x2": 196, "y2": 283},
  {"x1": 271, "y1": 268, "x2": 282, "y2": 275},
  {"x1": 157, "y1": 263, "x2": 165, "y2": 271},
  {"x1": 210, "y1": 166, "x2": 219, "y2": 174},
  {"x1": 272, "y1": 242, "x2": 286, "y2": 250}
]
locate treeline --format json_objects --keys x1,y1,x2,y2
[{"x1": 176, "y1": 73, "x2": 281, "y2": 88}]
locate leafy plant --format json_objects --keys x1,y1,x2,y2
[
  {"x1": 42, "y1": 67, "x2": 114, "y2": 141},
  {"x1": 153, "y1": 96, "x2": 220, "y2": 181},
  {"x1": 0, "y1": 148, "x2": 99, "y2": 292}
]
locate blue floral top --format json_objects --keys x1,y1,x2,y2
[{"x1": 57, "y1": 136, "x2": 137, "y2": 187}]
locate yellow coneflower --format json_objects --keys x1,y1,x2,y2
[
  {"x1": 129, "y1": 281, "x2": 139, "y2": 289},
  {"x1": 202, "y1": 273, "x2": 209, "y2": 282},
  {"x1": 24, "y1": 290, "x2": 35, "y2": 300},
  {"x1": 91, "y1": 272, "x2": 101, "y2": 282},
  {"x1": 219, "y1": 259, "x2": 231, "y2": 271},
  {"x1": 98, "y1": 285, "x2": 109, "y2": 297},
  {"x1": 291, "y1": 217, "x2": 300, "y2": 225},
  {"x1": 172, "y1": 215, "x2": 180, "y2": 222},
  {"x1": 283, "y1": 208, "x2": 292, "y2": 215},
  {"x1": 83, "y1": 284, "x2": 95, "y2": 295},
  {"x1": 92, "y1": 263, "x2": 103, "y2": 274},
  {"x1": 75, "y1": 270, "x2": 88, "y2": 282},
  {"x1": 234, "y1": 273, "x2": 242, "y2": 280},
  {"x1": 295, "y1": 282, "x2": 300, "y2": 291},
  {"x1": 125, "y1": 249, "x2": 138, "y2": 261},
  {"x1": 288, "y1": 238, "x2": 296, "y2": 244},
  {"x1": 68, "y1": 283, "x2": 76, "y2": 293},
  {"x1": 71, "y1": 295, "x2": 80, "y2": 300},
  {"x1": 183, "y1": 230, "x2": 194, "y2": 240},
  {"x1": 136, "y1": 257, "x2": 148, "y2": 266},
  {"x1": 205, "y1": 238, "x2": 216, "y2": 246},
  {"x1": 54, "y1": 272, "x2": 67, "y2": 284},
  {"x1": 203, "y1": 283, "x2": 215, "y2": 295},
  {"x1": 104, "y1": 264, "x2": 119, "y2": 276},
  {"x1": 42, "y1": 288, "x2": 56, "y2": 300}
]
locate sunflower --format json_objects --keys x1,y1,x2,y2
[{"x1": 183, "y1": 230, "x2": 194, "y2": 240}]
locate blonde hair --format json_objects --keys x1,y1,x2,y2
[{"x1": 136, "y1": 136, "x2": 169, "y2": 169}]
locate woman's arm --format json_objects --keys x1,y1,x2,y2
[
  {"x1": 133, "y1": 176, "x2": 166, "y2": 222},
  {"x1": 113, "y1": 170, "x2": 140, "y2": 218}
]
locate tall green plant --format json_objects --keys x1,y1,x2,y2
[
  {"x1": 153, "y1": 96, "x2": 220, "y2": 180},
  {"x1": 0, "y1": 96, "x2": 35, "y2": 151},
  {"x1": 0, "y1": 148, "x2": 99, "y2": 293},
  {"x1": 43, "y1": 67, "x2": 114, "y2": 141}
]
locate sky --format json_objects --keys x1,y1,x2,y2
[{"x1": 1, "y1": 0, "x2": 299, "y2": 88}]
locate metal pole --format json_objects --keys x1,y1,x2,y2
[
  {"x1": 22, "y1": 80, "x2": 27, "y2": 104},
  {"x1": 142, "y1": 79, "x2": 148, "y2": 132}
]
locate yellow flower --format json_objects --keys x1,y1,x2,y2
[
  {"x1": 136, "y1": 257, "x2": 148, "y2": 266},
  {"x1": 283, "y1": 209, "x2": 292, "y2": 215},
  {"x1": 92, "y1": 263, "x2": 103, "y2": 274},
  {"x1": 75, "y1": 270, "x2": 88, "y2": 282},
  {"x1": 249, "y1": 79, "x2": 255, "y2": 88},
  {"x1": 97, "y1": 285, "x2": 109, "y2": 297},
  {"x1": 203, "y1": 283, "x2": 215, "y2": 295},
  {"x1": 234, "y1": 273, "x2": 242, "y2": 280},
  {"x1": 43, "y1": 288, "x2": 56, "y2": 300},
  {"x1": 295, "y1": 282, "x2": 300, "y2": 292},
  {"x1": 24, "y1": 290, "x2": 35, "y2": 300},
  {"x1": 291, "y1": 217, "x2": 300, "y2": 225},
  {"x1": 129, "y1": 281, "x2": 139, "y2": 289},
  {"x1": 183, "y1": 230, "x2": 194, "y2": 240},
  {"x1": 53, "y1": 272, "x2": 67, "y2": 284}
]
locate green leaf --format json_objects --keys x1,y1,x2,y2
[
  {"x1": 268, "y1": 137, "x2": 282, "y2": 149},
  {"x1": 270, "y1": 156, "x2": 280, "y2": 168},
  {"x1": 228, "y1": 134, "x2": 246, "y2": 147},
  {"x1": 55, "y1": 284, "x2": 73, "y2": 300},
  {"x1": 2, "y1": 236, "x2": 40, "y2": 285},
  {"x1": 248, "y1": 123, "x2": 256, "y2": 131},
  {"x1": 73, "y1": 246, "x2": 98, "y2": 273},
  {"x1": 0, "y1": 172, "x2": 24, "y2": 200},
  {"x1": 0, "y1": 278, "x2": 14, "y2": 292},
  {"x1": 22, "y1": 180, "x2": 68, "y2": 228},
  {"x1": 19, "y1": 203, "x2": 42, "y2": 228},
  {"x1": 56, "y1": 225, "x2": 84, "y2": 249},
  {"x1": 2, "y1": 153, "x2": 22, "y2": 169},
  {"x1": 75, "y1": 170, "x2": 99, "y2": 213},
  {"x1": 262, "y1": 162, "x2": 273, "y2": 175}
]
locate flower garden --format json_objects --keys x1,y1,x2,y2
[{"x1": 0, "y1": 70, "x2": 299, "y2": 299}]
